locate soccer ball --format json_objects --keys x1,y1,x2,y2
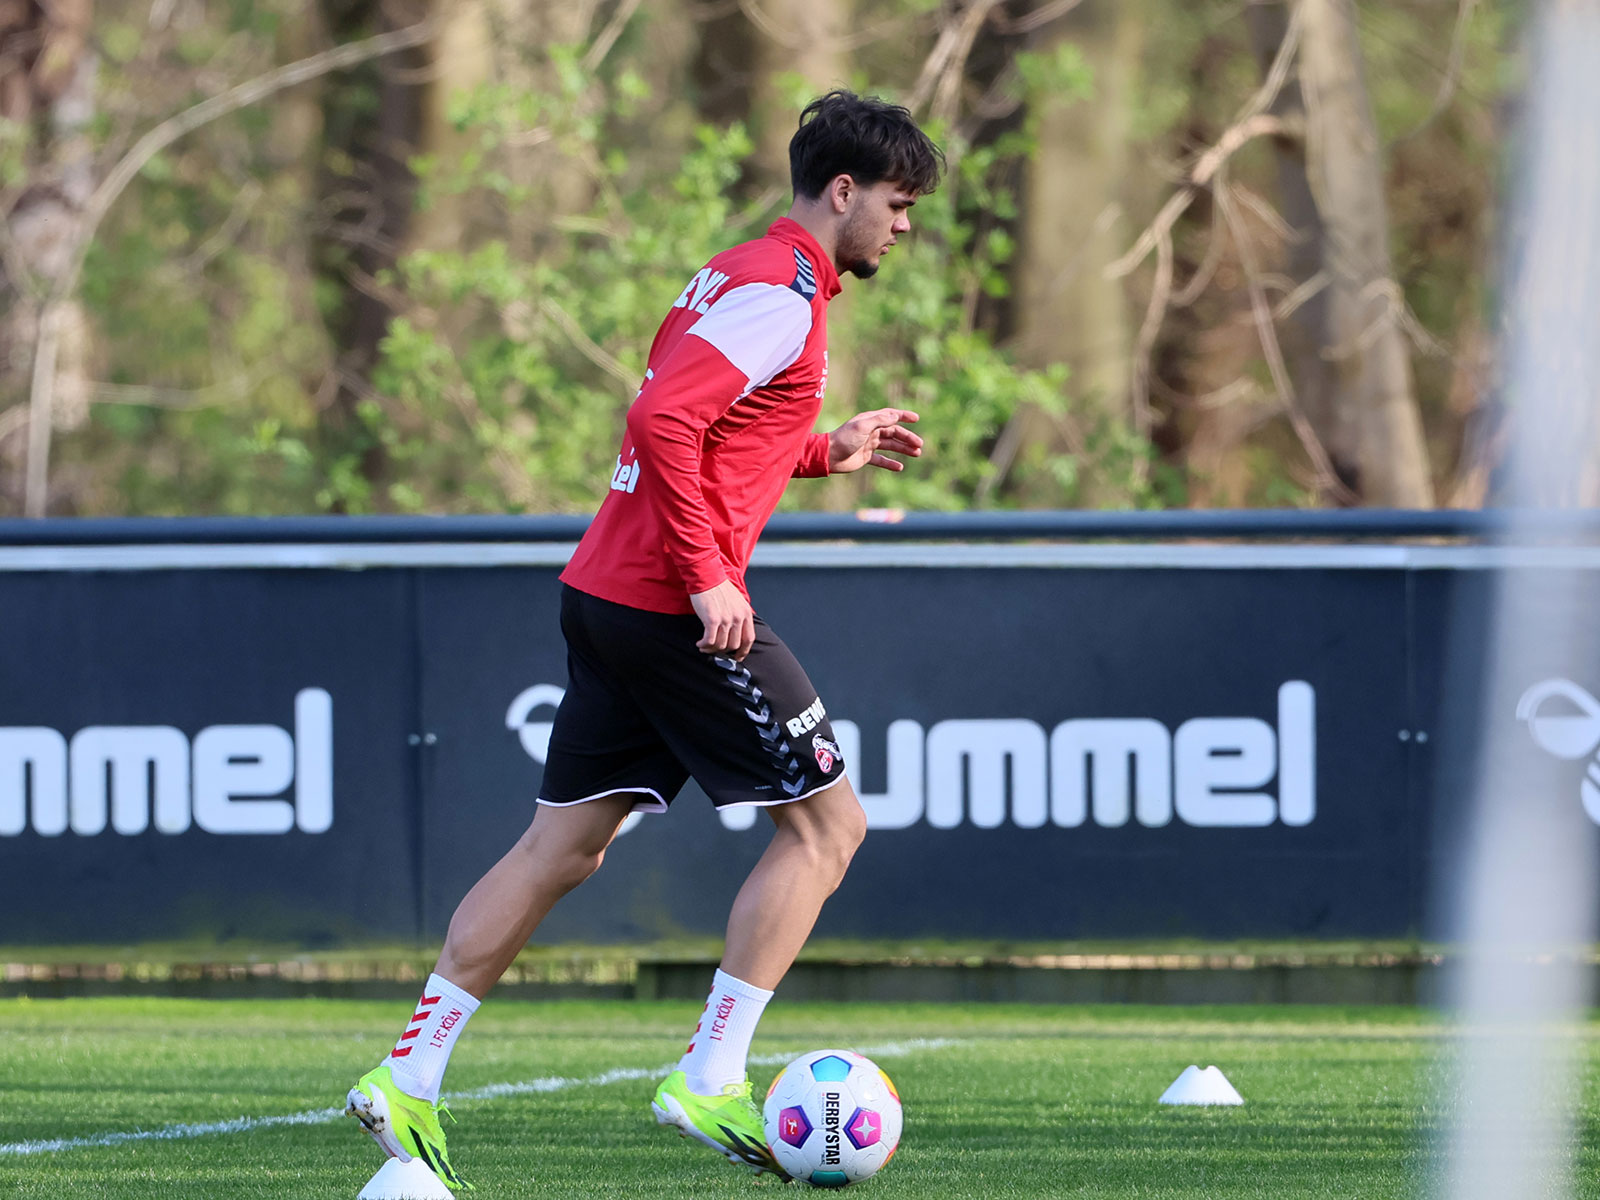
[{"x1": 763, "y1": 1049, "x2": 902, "y2": 1187}]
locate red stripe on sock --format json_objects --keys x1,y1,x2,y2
[
  {"x1": 418, "y1": 995, "x2": 441, "y2": 1006},
  {"x1": 390, "y1": 1047, "x2": 412, "y2": 1058},
  {"x1": 410, "y1": 1009, "x2": 432, "y2": 1023},
  {"x1": 398, "y1": 1028, "x2": 421, "y2": 1041}
]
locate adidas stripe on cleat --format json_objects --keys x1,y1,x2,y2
[
  {"x1": 346, "y1": 1065, "x2": 472, "y2": 1193},
  {"x1": 651, "y1": 1070, "x2": 787, "y2": 1178}
]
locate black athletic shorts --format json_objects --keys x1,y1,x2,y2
[{"x1": 537, "y1": 585, "x2": 848, "y2": 812}]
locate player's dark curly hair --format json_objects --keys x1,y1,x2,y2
[{"x1": 789, "y1": 90, "x2": 945, "y2": 200}]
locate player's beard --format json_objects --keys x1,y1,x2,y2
[{"x1": 838, "y1": 208, "x2": 884, "y2": 279}]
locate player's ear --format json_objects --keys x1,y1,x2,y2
[{"x1": 828, "y1": 174, "x2": 854, "y2": 214}]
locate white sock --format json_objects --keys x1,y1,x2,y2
[
  {"x1": 676, "y1": 968, "x2": 774, "y2": 1095},
  {"x1": 384, "y1": 973, "x2": 480, "y2": 1103}
]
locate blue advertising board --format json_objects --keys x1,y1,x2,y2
[{"x1": 3, "y1": 537, "x2": 1599, "y2": 945}]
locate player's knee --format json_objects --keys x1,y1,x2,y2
[
  {"x1": 835, "y1": 798, "x2": 867, "y2": 859},
  {"x1": 821, "y1": 783, "x2": 867, "y2": 856},
  {"x1": 791, "y1": 805, "x2": 864, "y2": 889},
  {"x1": 548, "y1": 846, "x2": 606, "y2": 895},
  {"x1": 515, "y1": 823, "x2": 608, "y2": 894}
]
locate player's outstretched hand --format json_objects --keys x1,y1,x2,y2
[
  {"x1": 826, "y1": 408, "x2": 922, "y2": 474},
  {"x1": 691, "y1": 580, "x2": 756, "y2": 660}
]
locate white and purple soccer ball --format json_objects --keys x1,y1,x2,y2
[{"x1": 763, "y1": 1049, "x2": 902, "y2": 1187}]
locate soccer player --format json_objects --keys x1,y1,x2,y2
[{"x1": 346, "y1": 90, "x2": 943, "y2": 1189}]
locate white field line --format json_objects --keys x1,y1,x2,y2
[{"x1": 0, "y1": 1037, "x2": 955, "y2": 1157}]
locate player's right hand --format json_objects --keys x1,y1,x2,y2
[{"x1": 691, "y1": 580, "x2": 756, "y2": 661}]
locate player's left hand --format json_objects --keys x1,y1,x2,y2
[{"x1": 826, "y1": 408, "x2": 922, "y2": 474}]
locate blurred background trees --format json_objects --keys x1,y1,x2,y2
[{"x1": 0, "y1": 0, "x2": 1517, "y2": 516}]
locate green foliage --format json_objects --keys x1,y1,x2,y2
[
  {"x1": 19, "y1": 0, "x2": 1512, "y2": 517},
  {"x1": 824, "y1": 177, "x2": 1076, "y2": 511},
  {"x1": 1012, "y1": 41, "x2": 1096, "y2": 138},
  {"x1": 369, "y1": 64, "x2": 1121, "y2": 514},
  {"x1": 371, "y1": 102, "x2": 761, "y2": 512},
  {"x1": 0, "y1": 118, "x2": 28, "y2": 193}
]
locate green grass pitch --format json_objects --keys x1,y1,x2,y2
[{"x1": 5, "y1": 997, "x2": 1600, "y2": 1198}]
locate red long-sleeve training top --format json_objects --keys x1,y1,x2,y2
[{"x1": 561, "y1": 218, "x2": 842, "y2": 614}]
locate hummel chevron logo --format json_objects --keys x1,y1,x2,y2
[{"x1": 714, "y1": 657, "x2": 809, "y2": 796}]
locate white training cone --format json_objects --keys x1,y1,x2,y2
[
  {"x1": 357, "y1": 1157, "x2": 456, "y2": 1200},
  {"x1": 1158, "y1": 1064, "x2": 1244, "y2": 1106}
]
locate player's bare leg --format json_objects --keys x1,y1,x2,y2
[
  {"x1": 722, "y1": 777, "x2": 868, "y2": 988},
  {"x1": 436, "y1": 793, "x2": 638, "y2": 997},
  {"x1": 653, "y1": 779, "x2": 867, "y2": 1174},
  {"x1": 348, "y1": 793, "x2": 636, "y2": 1184}
]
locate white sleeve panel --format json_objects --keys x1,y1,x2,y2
[{"x1": 685, "y1": 282, "x2": 813, "y2": 391}]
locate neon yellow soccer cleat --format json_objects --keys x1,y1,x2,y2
[
  {"x1": 346, "y1": 1065, "x2": 472, "y2": 1193},
  {"x1": 651, "y1": 1070, "x2": 787, "y2": 1178}
]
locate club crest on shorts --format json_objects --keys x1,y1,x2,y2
[{"x1": 812, "y1": 733, "x2": 841, "y2": 774}]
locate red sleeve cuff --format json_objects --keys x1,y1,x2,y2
[
  {"x1": 793, "y1": 432, "x2": 832, "y2": 479},
  {"x1": 679, "y1": 551, "x2": 729, "y2": 595}
]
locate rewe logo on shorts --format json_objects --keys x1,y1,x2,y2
[
  {"x1": 1517, "y1": 678, "x2": 1600, "y2": 823},
  {"x1": 0, "y1": 689, "x2": 333, "y2": 837},
  {"x1": 787, "y1": 697, "x2": 826, "y2": 738}
]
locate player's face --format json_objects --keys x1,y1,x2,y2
[{"x1": 837, "y1": 180, "x2": 917, "y2": 280}]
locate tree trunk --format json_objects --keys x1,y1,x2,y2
[
  {"x1": 1295, "y1": 0, "x2": 1434, "y2": 506},
  {"x1": 1244, "y1": 1, "x2": 1339, "y2": 483},
  {"x1": 1010, "y1": 0, "x2": 1141, "y2": 506},
  {"x1": 750, "y1": 0, "x2": 852, "y2": 186},
  {"x1": 747, "y1": 0, "x2": 862, "y2": 509},
  {"x1": 314, "y1": 0, "x2": 430, "y2": 505},
  {"x1": 1, "y1": 0, "x2": 96, "y2": 516}
]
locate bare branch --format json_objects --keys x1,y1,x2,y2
[
  {"x1": 1192, "y1": 112, "x2": 1294, "y2": 190},
  {"x1": 727, "y1": 184, "x2": 786, "y2": 232},
  {"x1": 1239, "y1": 0, "x2": 1303, "y2": 125},
  {"x1": 1105, "y1": 114, "x2": 1291, "y2": 281},
  {"x1": 1106, "y1": 189, "x2": 1197, "y2": 282},
  {"x1": 0, "y1": 220, "x2": 38, "y2": 304},
  {"x1": 1230, "y1": 181, "x2": 1301, "y2": 243},
  {"x1": 1215, "y1": 177, "x2": 1355, "y2": 505},
  {"x1": 1128, "y1": 228, "x2": 1172, "y2": 439},
  {"x1": 0, "y1": 402, "x2": 27, "y2": 445},
  {"x1": 83, "y1": 368, "x2": 271, "y2": 409},
  {"x1": 1393, "y1": 0, "x2": 1479, "y2": 142},
  {"x1": 582, "y1": 0, "x2": 644, "y2": 73},
  {"x1": 1322, "y1": 277, "x2": 1450, "y2": 361},
  {"x1": 735, "y1": 0, "x2": 919, "y2": 53},
  {"x1": 975, "y1": 407, "x2": 1030, "y2": 504},
  {"x1": 994, "y1": 0, "x2": 1086, "y2": 36},
  {"x1": 956, "y1": 63, "x2": 1024, "y2": 142},
  {"x1": 182, "y1": 178, "x2": 262, "y2": 273},
  {"x1": 1272, "y1": 270, "x2": 1331, "y2": 321},
  {"x1": 63, "y1": 20, "x2": 436, "y2": 317},
  {"x1": 907, "y1": 0, "x2": 1006, "y2": 121},
  {"x1": 1172, "y1": 200, "x2": 1225, "y2": 307},
  {"x1": 540, "y1": 298, "x2": 638, "y2": 390},
  {"x1": 1110, "y1": 1, "x2": 1303, "y2": 280},
  {"x1": 23, "y1": 18, "x2": 436, "y2": 516}
]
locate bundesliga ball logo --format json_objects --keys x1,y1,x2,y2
[{"x1": 763, "y1": 1049, "x2": 902, "y2": 1187}]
